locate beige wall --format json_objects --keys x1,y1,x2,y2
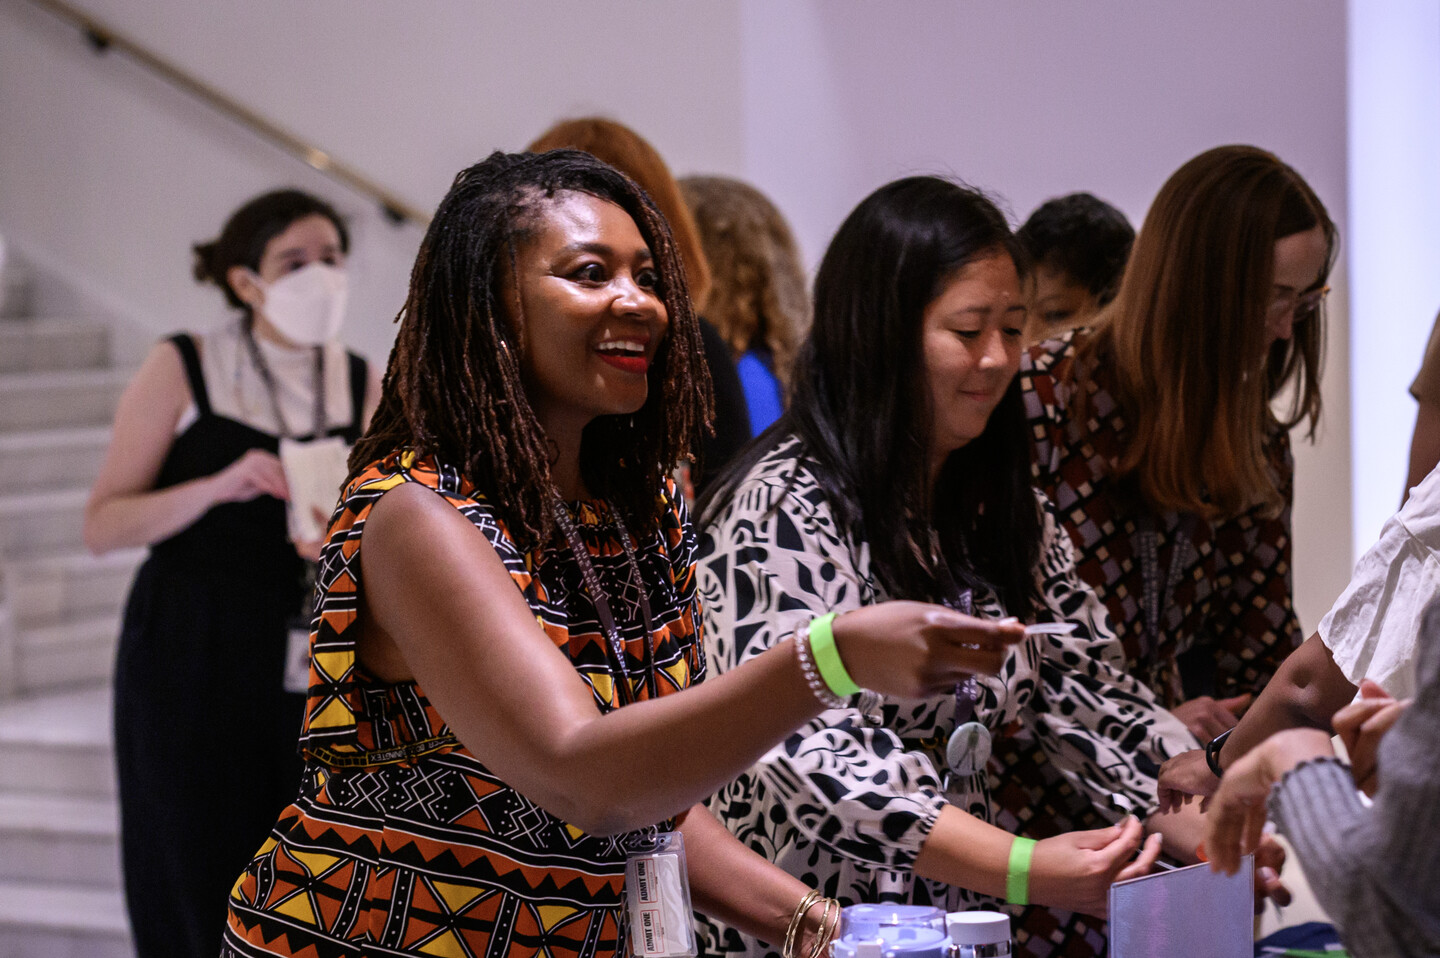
[{"x1": 0, "y1": 0, "x2": 1352, "y2": 629}]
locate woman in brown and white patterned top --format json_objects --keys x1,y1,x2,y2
[
  {"x1": 1018, "y1": 145, "x2": 1335, "y2": 733},
  {"x1": 998, "y1": 145, "x2": 1333, "y2": 946}
]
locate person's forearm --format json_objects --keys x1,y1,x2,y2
[
  {"x1": 679, "y1": 805, "x2": 812, "y2": 950},
  {"x1": 1403, "y1": 399, "x2": 1440, "y2": 503},
  {"x1": 1145, "y1": 803, "x2": 1204, "y2": 864},
  {"x1": 83, "y1": 475, "x2": 221, "y2": 554},
  {"x1": 911, "y1": 804, "x2": 1015, "y2": 899},
  {"x1": 1219, "y1": 633, "x2": 1356, "y2": 770},
  {"x1": 542, "y1": 642, "x2": 826, "y2": 833}
]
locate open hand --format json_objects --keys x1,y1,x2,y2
[
  {"x1": 1332, "y1": 679, "x2": 1410, "y2": 796},
  {"x1": 1028, "y1": 817, "x2": 1162, "y2": 919},
  {"x1": 1204, "y1": 727, "x2": 1333, "y2": 876},
  {"x1": 1171, "y1": 693, "x2": 1252, "y2": 741}
]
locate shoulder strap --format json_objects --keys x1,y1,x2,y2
[{"x1": 168, "y1": 333, "x2": 211, "y2": 417}]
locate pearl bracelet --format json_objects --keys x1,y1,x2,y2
[{"x1": 794, "y1": 621, "x2": 846, "y2": 709}]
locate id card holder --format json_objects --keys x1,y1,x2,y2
[{"x1": 625, "y1": 831, "x2": 697, "y2": 958}]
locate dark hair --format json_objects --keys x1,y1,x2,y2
[
  {"x1": 1084, "y1": 144, "x2": 1336, "y2": 519},
  {"x1": 699, "y1": 176, "x2": 1042, "y2": 613},
  {"x1": 1017, "y1": 192, "x2": 1134, "y2": 305},
  {"x1": 192, "y1": 189, "x2": 349, "y2": 310},
  {"x1": 351, "y1": 149, "x2": 712, "y2": 548}
]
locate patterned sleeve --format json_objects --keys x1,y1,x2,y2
[
  {"x1": 1023, "y1": 500, "x2": 1199, "y2": 818},
  {"x1": 697, "y1": 459, "x2": 948, "y2": 870},
  {"x1": 1210, "y1": 431, "x2": 1303, "y2": 696}
]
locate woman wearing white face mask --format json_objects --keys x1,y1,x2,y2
[{"x1": 83, "y1": 189, "x2": 382, "y2": 958}]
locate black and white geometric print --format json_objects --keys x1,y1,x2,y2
[{"x1": 696, "y1": 437, "x2": 1196, "y2": 958}]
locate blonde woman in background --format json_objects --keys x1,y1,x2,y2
[{"x1": 681, "y1": 175, "x2": 809, "y2": 434}]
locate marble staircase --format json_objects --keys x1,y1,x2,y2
[{"x1": 0, "y1": 254, "x2": 136, "y2": 957}]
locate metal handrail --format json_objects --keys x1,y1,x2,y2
[{"x1": 26, "y1": 0, "x2": 431, "y2": 227}]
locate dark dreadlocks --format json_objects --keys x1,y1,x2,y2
[{"x1": 351, "y1": 149, "x2": 713, "y2": 547}]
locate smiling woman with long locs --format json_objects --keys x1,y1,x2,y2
[{"x1": 218, "y1": 150, "x2": 1031, "y2": 958}]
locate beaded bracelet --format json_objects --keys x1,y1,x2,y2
[
  {"x1": 794, "y1": 624, "x2": 846, "y2": 709},
  {"x1": 807, "y1": 612, "x2": 862, "y2": 698}
]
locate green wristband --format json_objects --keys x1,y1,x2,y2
[
  {"x1": 807, "y1": 612, "x2": 861, "y2": 698},
  {"x1": 1006, "y1": 836, "x2": 1036, "y2": 906}
]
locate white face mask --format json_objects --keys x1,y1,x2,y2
[{"x1": 254, "y1": 262, "x2": 348, "y2": 345}]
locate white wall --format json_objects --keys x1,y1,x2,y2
[
  {"x1": 0, "y1": 0, "x2": 746, "y2": 363},
  {"x1": 1, "y1": 0, "x2": 1353, "y2": 629},
  {"x1": 1347, "y1": 0, "x2": 1440, "y2": 548},
  {"x1": 733, "y1": 0, "x2": 1351, "y2": 630}
]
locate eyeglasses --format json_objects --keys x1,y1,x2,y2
[{"x1": 1268, "y1": 284, "x2": 1331, "y2": 322}]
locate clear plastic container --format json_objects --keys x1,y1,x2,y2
[{"x1": 945, "y1": 911, "x2": 1011, "y2": 958}]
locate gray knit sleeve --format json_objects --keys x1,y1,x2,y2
[{"x1": 1268, "y1": 627, "x2": 1440, "y2": 957}]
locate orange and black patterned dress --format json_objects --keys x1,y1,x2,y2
[{"x1": 222, "y1": 451, "x2": 704, "y2": 958}]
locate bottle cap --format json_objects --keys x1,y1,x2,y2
[
  {"x1": 839, "y1": 904, "x2": 945, "y2": 940},
  {"x1": 945, "y1": 911, "x2": 1010, "y2": 946}
]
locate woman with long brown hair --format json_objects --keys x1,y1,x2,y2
[{"x1": 999, "y1": 144, "x2": 1334, "y2": 947}]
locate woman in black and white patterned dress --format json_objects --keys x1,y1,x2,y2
[{"x1": 695, "y1": 177, "x2": 1239, "y2": 958}]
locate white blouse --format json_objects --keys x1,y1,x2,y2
[{"x1": 176, "y1": 318, "x2": 355, "y2": 437}]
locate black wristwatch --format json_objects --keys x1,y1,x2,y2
[{"x1": 1205, "y1": 728, "x2": 1233, "y2": 778}]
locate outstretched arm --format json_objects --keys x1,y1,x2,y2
[
  {"x1": 357, "y1": 482, "x2": 1021, "y2": 836},
  {"x1": 1157, "y1": 633, "x2": 1357, "y2": 811}
]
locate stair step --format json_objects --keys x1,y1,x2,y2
[
  {"x1": 0, "y1": 687, "x2": 114, "y2": 798},
  {"x1": 6, "y1": 548, "x2": 142, "y2": 628},
  {"x1": 0, "y1": 368, "x2": 129, "y2": 432},
  {"x1": 14, "y1": 613, "x2": 121, "y2": 696},
  {"x1": 0, "y1": 318, "x2": 109, "y2": 374},
  {"x1": 0, "y1": 426, "x2": 112, "y2": 492},
  {"x1": 0, "y1": 880, "x2": 131, "y2": 958},
  {"x1": 0, "y1": 792, "x2": 120, "y2": 889},
  {"x1": 0, "y1": 487, "x2": 89, "y2": 558}
]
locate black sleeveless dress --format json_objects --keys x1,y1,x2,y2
[{"x1": 112, "y1": 333, "x2": 368, "y2": 958}]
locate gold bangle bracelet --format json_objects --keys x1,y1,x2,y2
[{"x1": 783, "y1": 890, "x2": 823, "y2": 958}]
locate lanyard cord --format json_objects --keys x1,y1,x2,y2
[
  {"x1": 551, "y1": 497, "x2": 658, "y2": 706},
  {"x1": 931, "y1": 539, "x2": 980, "y2": 724},
  {"x1": 1135, "y1": 513, "x2": 1192, "y2": 662},
  {"x1": 242, "y1": 323, "x2": 325, "y2": 440}
]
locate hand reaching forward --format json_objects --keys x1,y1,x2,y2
[
  {"x1": 832, "y1": 602, "x2": 1025, "y2": 700},
  {"x1": 1028, "y1": 817, "x2": 1163, "y2": 919},
  {"x1": 1204, "y1": 727, "x2": 1334, "y2": 876}
]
